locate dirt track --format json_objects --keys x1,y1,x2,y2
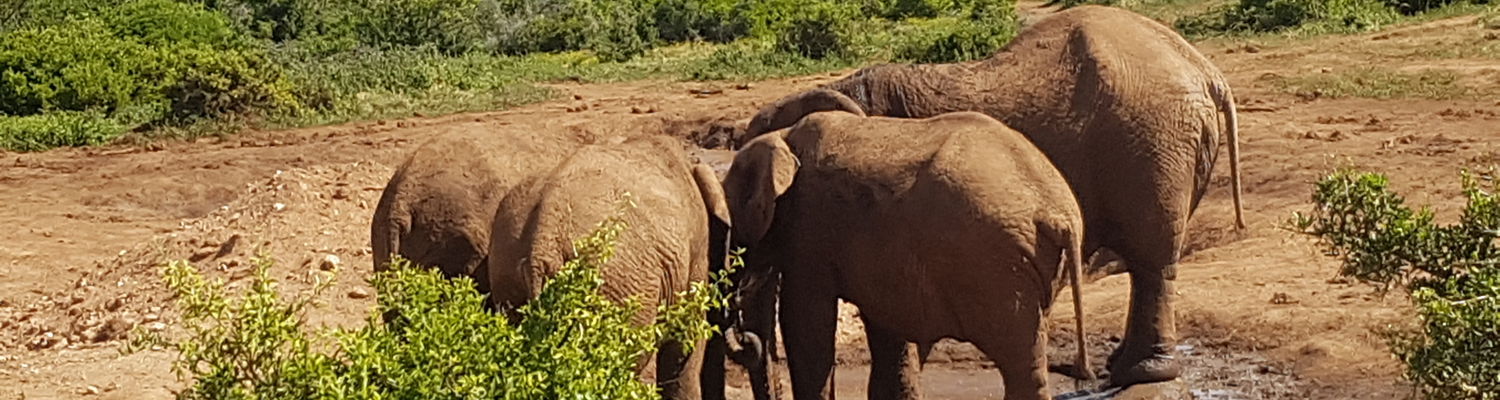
[{"x1": 2, "y1": 6, "x2": 1499, "y2": 399}]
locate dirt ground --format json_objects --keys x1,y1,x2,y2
[{"x1": 3, "y1": 5, "x2": 1498, "y2": 399}]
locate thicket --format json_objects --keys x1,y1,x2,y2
[
  {"x1": 148, "y1": 214, "x2": 736, "y2": 399},
  {"x1": 1176, "y1": 0, "x2": 1494, "y2": 34},
  {"x1": 1291, "y1": 168, "x2": 1500, "y2": 400},
  {"x1": 0, "y1": 0, "x2": 1019, "y2": 152}
]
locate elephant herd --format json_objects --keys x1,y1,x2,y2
[{"x1": 369, "y1": 5, "x2": 1244, "y2": 400}]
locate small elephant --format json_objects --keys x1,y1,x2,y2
[
  {"x1": 723, "y1": 111, "x2": 1089, "y2": 400},
  {"x1": 370, "y1": 128, "x2": 586, "y2": 296},
  {"x1": 487, "y1": 135, "x2": 733, "y2": 400},
  {"x1": 739, "y1": 5, "x2": 1243, "y2": 386}
]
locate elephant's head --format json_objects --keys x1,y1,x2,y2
[
  {"x1": 722, "y1": 131, "x2": 797, "y2": 250},
  {"x1": 740, "y1": 89, "x2": 865, "y2": 147},
  {"x1": 717, "y1": 130, "x2": 799, "y2": 378}
]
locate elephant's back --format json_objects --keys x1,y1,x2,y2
[
  {"x1": 493, "y1": 135, "x2": 709, "y2": 320},
  {"x1": 375, "y1": 127, "x2": 584, "y2": 277},
  {"x1": 924, "y1": 114, "x2": 1081, "y2": 224}
]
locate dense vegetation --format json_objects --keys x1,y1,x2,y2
[
  {"x1": 141, "y1": 213, "x2": 739, "y2": 399},
  {"x1": 1292, "y1": 168, "x2": 1500, "y2": 400},
  {"x1": 0, "y1": 0, "x2": 1019, "y2": 152},
  {"x1": 1173, "y1": 0, "x2": 1494, "y2": 35}
]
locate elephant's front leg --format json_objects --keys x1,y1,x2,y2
[
  {"x1": 1108, "y1": 265, "x2": 1181, "y2": 386},
  {"x1": 862, "y1": 315, "x2": 922, "y2": 400},
  {"x1": 781, "y1": 278, "x2": 838, "y2": 400}
]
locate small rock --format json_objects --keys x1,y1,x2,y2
[
  {"x1": 332, "y1": 188, "x2": 350, "y2": 200},
  {"x1": 103, "y1": 297, "x2": 123, "y2": 311},
  {"x1": 734, "y1": 83, "x2": 753, "y2": 90},
  {"x1": 319, "y1": 254, "x2": 341, "y2": 271},
  {"x1": 146, "y1": 322, "x2": 167, "y2": 332},
  {"x1": 143, "y1": 313, "x2": 160, "y2": 322},
  {"x1": 273, "y1": 203, "x2": 286, "y2": 211},
  {"x1": 94, "y1": 317, "x2": 134, "y2": 342},
  {"x1": 573, "y1": 94, "x2": 584, "y2": 100},
  {"x1": 80, "y1": 385, "x2": 100, "y2": 396},
  {"x1": 348, "y1": 288, "x2": 371, "y2": 299}
]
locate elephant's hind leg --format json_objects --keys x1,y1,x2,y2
[
  {"x1": 973, "y1": 317, "x2": 1049, "y2": 400},
  {"x1": 862, "y1": 315, "x2": 923, "y2": 400},
  {"x1": 1107, "y1": 264, "x2": 1182, "y2": 386},
  {"x1": 658, "y1": 336, "x2": 708, "y2": 400}
]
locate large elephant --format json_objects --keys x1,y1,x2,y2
[
  {"x1": 370, "y1": 128, "x2": 586, "y2": 295},
  {"x1": 487, "y1": 135, "x2": 733, "y2": 400},
  {"x1": 722, "y1": 111, "x2": 1090, "y2": 400},
  {"x1": 736, "y1": 5, "x2": 1244, "y2": 387}
]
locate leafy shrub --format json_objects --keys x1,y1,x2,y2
[
  {"x1": 775, "y1": 1, "x2": 861, "y2": 59},
  {"x1": 893, "y1": 15, "x2": 1018, "y2": 63},
  {"x1": 651, "y1": 0, "x2": 750, "y2": 42},
  {"x1": 0, "y1": 20, "x2": 168, "y2": 116},
  {"x1": 2, "y1": 0, "x2": 125, "y2": 30},
  {"x1": 1217, "y1": 0, "x2": 1400, "y2": 33},
  {"x1": 167, "y1": 46, "x2": 300, "y2": 121},
  {"x1": 108, "y1": 0, "x2": 240, "y2": 47},
  {"x1": 209, "y1": 0, "x2": 361, "y2": 42},
  {"x1": 0, "y1": 111, "x2": 128, "y2": 152},
  {"x1": 1291, "y1": 168, "x2": 1500, "y2": 399},
  {"x1": 164, "y1": 213, "x2": 732, "y2": 399},
  {"x1": 351, "y1": 0, "x2": 485, "y2": 55}
]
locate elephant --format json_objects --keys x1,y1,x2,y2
[
  {"x1": 486, "y1": 135, "x2": 733, "y2": 400},
  {"x1": 370, "y1": 128, "x2": 587, "y2": 296},
  {"x1": 735, "y1": 5, "x2": 1244, "y2": 387},
  {"x1": 721, "y1": 110, "x2": 1091, "y2": 400}
]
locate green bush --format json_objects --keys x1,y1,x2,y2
[
  {"x1": 0, "y1": 111, "x2": 128, "y2": 152},
  {"x1": 352, "y1": 0, "x2": 485, "y2": 55},
  {"x1": 1216, "y1": 0, "x2": 1400, "y2": 33},
  {"x1": 208, "y1": 0, "x2": 361, "y2": 42},
  {"x1": 0, "y1": 20, "x2": 168, "y2": 116},
  {"x1": 162, "y1": 213, "x2": 732, "y2": 399},
  {"x1": 893, "y1": 16, "x2": 1018, "y2": 63},
  {"x1": 108, "y1": 0, "x2": 240, "y2": 47},
  {"x1": 775, "y1": 1, "x2": 860, "y2": 59},
  {"x1": 1291, "y1": 168, "x2": 1500, "y2": 400},
  {"x1": 652, "y1": 0, "x2": 750, "y2": 42}
]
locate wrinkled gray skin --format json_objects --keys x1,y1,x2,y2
[
  {"x1": 487, "y1": 135, "x2": 733, "y2": 400},
  {"x1": 736, "y1": 5, "x2": 1245, "y2": 390},
  {"x1": 724, "y1": 111, "x2": 1091, "y2": 400}
]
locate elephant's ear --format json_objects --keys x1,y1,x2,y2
[
  {"x1": 724, "y1": 133, "x2": 798, "y2": 246},
  {"x1": 744, "y1": 89, "x2": 865, "y2": 140},
  {"x1": 690, "y1": 163, "x2": 732, "y2": 227}
]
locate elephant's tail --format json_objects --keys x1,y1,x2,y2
[
  {"x1": 1210, "y1": 81, "x2": 1246, "y2": 229},
  {"x1": 1063, "y1": 227, "x2": 1096, "y2": 381},
  {"x1": 370, "y1": 172, "x2": 409, "y2": 274}
]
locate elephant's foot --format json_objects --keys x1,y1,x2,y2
[{"x1": 1106, "y1": 343, "x2": 1180, "y2": 387}]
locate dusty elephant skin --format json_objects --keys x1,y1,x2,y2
[
  {"x1": 486, "y1": 135, "x2": 732, "y2": 400},
  {"x1": 723, "y1": 111, "x2": 1090, "y2": 400},
  {"x1": 369, "y1": 128, "x2": 587, "y2": 296},
  {"x1": 739, "y1": 5, "x2": 1245, "y2": 388}
]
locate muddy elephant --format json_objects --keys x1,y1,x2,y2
[
  {"x1": 737, "y1": 5, "x2": 1244, "y2": 387},
  {"x1": 370, "y1": 128, "x2": 586, "y2": 295},
  {"x1": 721, "y1": 111, "x2": 1090, "y2": 400},
  {"x1": 486, "y1": 135, "x2": 733, "y2": 400}
]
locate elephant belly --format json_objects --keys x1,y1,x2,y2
[{"x1": 837, "y1": 256, "x2": 1031, "y2": 346}]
